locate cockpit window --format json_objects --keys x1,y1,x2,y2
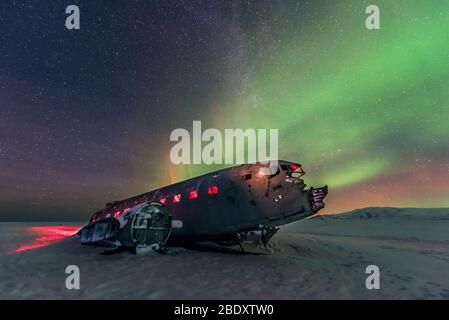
[{"x1": 281, "y1": 163, "x2": 305, "y2": 178}]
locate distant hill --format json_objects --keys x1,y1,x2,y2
[
  {"x1": 283, "y1": 207, "x2": 449, "y2": 243},
  {"x1": 313, "y1": 207, "x2": 449, "y2": 220}
]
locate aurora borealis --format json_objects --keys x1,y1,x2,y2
[{"x1": 1, "y1": 1, "x2": 448, "y2": 220}]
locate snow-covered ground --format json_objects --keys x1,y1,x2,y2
[{"x1": 0, "y1": 208, "x2": 448, "y2": 299}]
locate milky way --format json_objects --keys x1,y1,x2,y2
[{"x1": 0, "y1": 1, "x2": 448, "y2": 220}]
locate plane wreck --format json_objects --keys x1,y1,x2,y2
[{"x1": 78, "y1": 160, "x2": 328, "y2": 252}]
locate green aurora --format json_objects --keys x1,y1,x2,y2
[
  {"x1": 2, "y1": 1, "x2": 447, "y2": 220},
  {"x1": 161, "y1": 0, "x2": 449, "y2": 213}
]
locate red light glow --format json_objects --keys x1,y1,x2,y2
[
  {"x1": 159, "y1": 197, "x2": 167, "y2": 204},
  {"x1": 189, "y1": 189, "x2": 199, "y2": 199},
  {"x1": 207, "y1": 185, "x2": 219, "y2": 195},
  {"x1": 290, "y1": 164, "x2": 300, "y2": 171},
  {"x1": 14, "y1": 226, "x2": 80, "y2": 253},
  {"x1": 173, "y1": 194, "x2": 181, "y2": 203}
]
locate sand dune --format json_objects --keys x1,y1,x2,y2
[{"x1": 0, "y1": 208, "x2": 448, "y2": 299}]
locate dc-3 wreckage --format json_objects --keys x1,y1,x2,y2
[{"x1": 77, "y1": 160, "x2": 328, "y2": 253}]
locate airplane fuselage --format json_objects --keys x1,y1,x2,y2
[{"x1": 81, "y1": 160, "x2": 328, "y2": 248}]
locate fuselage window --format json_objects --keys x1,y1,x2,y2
[
  {"x1": 189, "y1": 189, "x2": 199, "y2": 199},
  {"x1": 173, "y1": 194, "x2": 181, "y2": 203},
  {"x1": 207, "y1": 185, "x2": 219, "y2": 195}
]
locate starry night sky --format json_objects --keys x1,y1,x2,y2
[{"x1": 1, "y1": 0, "x2": 448, "y2": 221}]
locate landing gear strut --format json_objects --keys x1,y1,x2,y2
[
  {"x1": 236, "y1": 225, "x2": 280, "y2": 251},
  {"x1": 261, "y1": 226, "x2": 279, "y2": 248}
]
